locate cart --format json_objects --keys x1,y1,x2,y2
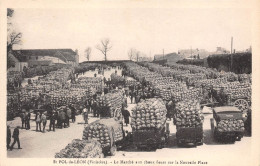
[
  {"x1": 176, "y1": 125, "x2": 203, "y2": 147},
  {"x1": 211, "y1": 106, "x2": 245, "y2": 142},
  {"x1": 132, "y1": 123, "x2": 170, "y2": 150},
  {"x1": 212, "y1": 88, "x2": 251, "y2": 114}
]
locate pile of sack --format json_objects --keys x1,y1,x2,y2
[
  {"x1": 55, "y1": 139, "x2": 103, "y2": 158},
  {"x1": 175, "y1": 100, "x2": 204, "y2": 128},
  {"x1": 216, "y1": 119, "x2": 245, "y2": 132},
  {"x1": 172, "y1": 88, "x2": 202, "y2": 102},
  {"x1": 131, "y1": 98, "x2": 167, "y2": 130},
  {"x1": 82, "y1": 118, "x2": 123, "y2": 149}
]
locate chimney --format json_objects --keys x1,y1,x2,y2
[{"x1": 75, "y1": 49, "x2": 78, "y2": 55}]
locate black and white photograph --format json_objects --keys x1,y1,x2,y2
[{"x1": 1, "y1": 0, "x2": 260, "y2": 166}]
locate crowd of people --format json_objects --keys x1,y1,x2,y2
[{"x1": 6, "y1": 66, "x2": 172, "y2": 152}]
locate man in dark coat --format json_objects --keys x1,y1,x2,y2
[
  {"x1": 85, "y1": 99, "x2": 91, "y2": 113},
  {"x1": 20, "y1": 112, "x2": 26, "y2": 129},
  {"x1": 7, "y1": 125, "x2": 11, "y2": 150},
  {"x1": 66, "y1": 107, "x2": 71, "y2": 127},
  {"x1": 70, "y1": 105, "x2": 76, "y2": 123},
  {"x1": 25, "y1": 110, "x2": 31, "y2": 130},
  {"x1": 122, "y1": 106, "x2": 130, "y2": 126},
  {"x1": 92, "y1": 100, "x2": 97, "y2": 117},
  {"x1": 49, "y1": 111, "x2": 56, "y2": 131},
  {"x1": 135, "y1": 92, "x2": 140, "y2": 104},
  {"x1": 59, "y1": 110, "x2": 66, "y2": 128},
  {"x1": 10, "y1": 126, "x2": 22, "y2": 150}
]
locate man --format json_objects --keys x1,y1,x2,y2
[
  {"x1": 20, "y1": 111, "x2": 26, "y2": 129},
  {"x1": 7, "y1": 125, "x2": 11, "y2": 150},
  {"x1": 59, "y1": 110, "x2": 66, "y2": 128},
  {"x1": 10, "y1": 126, "x2": 22, "y2": 150},
  {"x1": 83, "y1": 107, "x2": 89, "y2": 124},
  {"x1": 35, "y1": 112, "x2": 42, "y2": 132},
  {"x1": 49, "y1": 111, "x2": 56, "y2": 132},
  {"x1": 85, "y1": 99, "x2": 90, "y2": 114},
  {"x1": 135, "y1": 92, "x2": 140, "y2": 104},
  {"x1": 41, "y1": 113, "x2": 47, "y2": 133},
  {"x1": 166, "y1": 101, "x2": 174, "y2": 121},
  {"x1": 92, "y1": 100, "x2": 97, "y2": 117},
  {"x1": 96, "y1": 102, "x2": 100, "y2": 118},
  {"x1": 25, "y1": 110, "x2": 31, "y2": 130},
  {"x1": 70, "y1": 105, "x2": 76, "y2": 123},
  {"x1": 66, "y1": 107, "x2": 71, "y2": 127},
  {"x1": 129, "y1": 90, "x2": 133, "y2": 104},
  {"x1": 122, "y1": 106, "x2": 130, "y2": 126}
]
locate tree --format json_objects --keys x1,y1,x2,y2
[
  {"x1": 128, "y1": 48, "x2": 136, "y2": 61},
  {"x1": 96, "y1": 38, "x2": 112, "y2": 61},
  {"x1": 7, "y1": 8, "x2": 22, "y2": 53},
  {"x1": 84, "y1": 47, "x2": 92, "y2": 61},
  {"x1": 7, "y1": 8, "x2": 22, "y2": 69}
]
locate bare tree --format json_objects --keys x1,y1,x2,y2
[
  {"x1": 96, "y1": 38, "x2": 112, "y2": 61},
  {"x1": 128, "y1": 48, "x2": 136, "y2": 61},
  {"x1": 7, "y1": 32, "x2": 22, "y2": 53},
  {"x1": 7, "y1": 8, "x2": 22, "y2": 53},
  {"x1": 135, "y1": 51, "x2": 140, "y2": 62},
  {"x1": 7, "y1": 8, "x2": 22, "y2": 69},
  {"x1": 84, "y1": 47, "x2": 92, "y2": 61}
]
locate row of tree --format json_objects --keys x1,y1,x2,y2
[
  {"x1": 84, "y1": 38, "x2": 112, "y2": 62},
  {"x1": 128, "y1": 48, "x2": 152, "y2": 62},
  {"x1": 85, "y1": 40, "x2": 151, "y2": 62}
]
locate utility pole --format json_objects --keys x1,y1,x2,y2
[
  {"x1": 163, "y1": 49, "x2": 164, "y2": 60},
  {"x1": 230, "y1": 36, "x2": 233, "y2": 72},
  {"x1": 191, "y1": 46, "x2": 192, "y2": 58},
  {"x1": 231, "y1": 36, "x2": 233, "y2": 54}
]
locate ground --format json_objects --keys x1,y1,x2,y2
[
  {"x1": 7, "y1": 100, "x2": 251, "y2": 162},
  {"x1": 7, "y1": 68, "x2": 251, "y2": 164}
]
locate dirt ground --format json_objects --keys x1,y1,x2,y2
[{"x1": 7, "y1": 99, "x2": 251, "y2": 163}]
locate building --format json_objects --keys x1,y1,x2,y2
[
  {"x1": 178, "y1": 48, "x2": 210, "y2": 59},
  {"x1": 154, "y1": 52, "x2": 183, "y2": 63},
  {"x1": 210, "y1": 47, "x2": 230, "y2": 55},
  {"x1": 8, "y1": 48, "x2": 79, "y2": 71},
  {"x1": 8, "y1": 51, "x2": 28, "y2": 72}
]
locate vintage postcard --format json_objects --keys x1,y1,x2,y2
[{"x1": 0, "y1": 0, "x2": 259, "y2": 166}]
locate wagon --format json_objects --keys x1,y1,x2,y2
[
  {"x1": 212, "y1": 88, "x2": 251, "y2": 114},
  {"x1": 211, "y1": 106, "x2": 245, "y2": 142},
  {"x1": 132, "y1": 123, "x2": 170, "y2": 150}
]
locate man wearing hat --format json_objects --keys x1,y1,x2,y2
[
  {"x1": 10, "y1": 126, "x2": 22, "y2": 150},
  {"x1": 7, "y1": 125, "x2": 11, "y2": 150}
]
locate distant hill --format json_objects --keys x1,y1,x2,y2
[{"x1": 154, "y1": 52, "x2": 184, "y2": 63}]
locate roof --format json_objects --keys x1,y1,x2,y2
[
  {"x1": 28, "y1": 60, "x2": 52, "y2": 66},
  {"x1": 12, "y1": 49, "x2": 77, "y2": 62},
  {"x1": 10, "y1": 51, "x2": 27, "y2": 62},
  {"x1": 213, "y1": 106, "x2": 240, "y2": 113}
]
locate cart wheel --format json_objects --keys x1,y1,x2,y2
[
  {"x1": 110, "y1": 145, "x2": 117, "y2": 156},
  {"x1": 234, "y1": 99, "x2": 249, "y2": 113}
]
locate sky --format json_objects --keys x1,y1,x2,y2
[{"x1": 10, "y1": 8, "x2": 252, "y2": 62}]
